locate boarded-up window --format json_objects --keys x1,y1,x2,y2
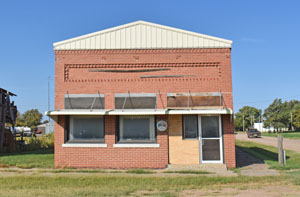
[
  {"x1": 64, "y1": 94, "x2": 104, "y2": 109},
  {"x1": 167, "y1": 93, "x2": 222, "y2": 108},
  {"x1": 115, "y1": 93, "x2": 156, "y2": 109}
]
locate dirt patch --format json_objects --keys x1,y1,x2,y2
[
  {"x1": 236, "y1": 147, "x2": 279, "y2": 176},
  {"x1": 181, "y1": 185, "x2": 300, "y2": 196}
]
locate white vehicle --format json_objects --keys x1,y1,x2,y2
[{"x1": 14, "y1": 127, "x2": 33, "y2": 136}]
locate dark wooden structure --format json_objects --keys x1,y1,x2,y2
[{"x1": 0, "y1": 88, "x2": 17, "y2": 152}]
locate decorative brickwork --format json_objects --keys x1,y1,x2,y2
[{"x1": 64, "y1": 62, "x2": 221, "y2": 82}]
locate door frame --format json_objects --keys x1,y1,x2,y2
[{"x1": 198, "y1": 115, "x2": 223, "y2": 164}]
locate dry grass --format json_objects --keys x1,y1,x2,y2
[{"x1": 0, "y1": 174, "x2": 285, "y2": 197}]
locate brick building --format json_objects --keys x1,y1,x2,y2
[{"x1": 47, "y1": 21, "x2": 235, "y2": 169}]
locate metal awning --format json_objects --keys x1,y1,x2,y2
[
  {"x1": 167, "y1": 108, "x2": 232, "y2": 115},
  {"x1": 46, "y1": 108, "x2": 232, "y2": 120},
  {"x1": 107, "y1": 109, "x2": 167, "y2": 115},
  {"x1": 46, "y1": 109, "x2": 109, "y2": 116}
]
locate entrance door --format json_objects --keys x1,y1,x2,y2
[{"x1": 198, "y1": 115, "x2": 223, "y2": 163}]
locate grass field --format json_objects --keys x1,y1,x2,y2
[
  {"x1": 261, "y1": 131, "x2": 300, "y2": 140},
  {"x1": 0, "y1": 174, "x2": 286, "y2": 197},
  {"x1": 236, "y1": 140, "x2": 300, "y2": 170},
  {"x1": 0, "y1": 149, "x2": 54, "y2": 168}
]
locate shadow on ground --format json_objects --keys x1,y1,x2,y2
[
  {"x1": 236, "y1": 146, "x2": 266, "y2": 168},
  {"x1": 236, "y1": 145, "x2": 290, "y2": 168},
  {"x1": 0, "y1": 149, "x2": 53, "y2": 156}
]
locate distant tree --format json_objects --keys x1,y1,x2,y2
[
  {"x1": 263, "y1": 99, "x2": 300, "y2": 132},
  {"x1": 293, "y1": 109, "x2": 300, "y2": 130},
  {"x1": 42, "y1": 120, "x2": 49, "y2": 124},
  {"x1": 263, "y1": 99, "x2": 284, "y2": 132},
  {"x1": 15, "y1": 109, "x2": 43, "y2": 130},
  {"x1": 234, "y1": 106, "x2": 262, "y2": 131},
  {"x1": 15, "y1": 111, "x2": 25, "y2": 127},
  {"x1": 281, "y1": 100, "x2": 300, "y2": 130}
]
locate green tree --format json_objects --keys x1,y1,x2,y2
[
  {"x1": 281, "y1": 100, "x2": 300, "y2": 130},
  {"x1": 15, "y1": 111, "x2": 25, "y2": 127},
  {"x1": 234, "y1": 106, "x2": 262, "y2": 131},
  {"x1": 292, "y1": 109, "x2": 300, "y2": 130},
  {"x1": 263, "y1": 99, "x2": 284, "y2": 131},
  {"x1": 263, "y1": 99, "x2": 300, "y2": 132},
  {"x1": 15, "y1": 109, "x2": 43, "y2": 130}
]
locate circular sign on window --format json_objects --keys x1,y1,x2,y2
[{"x1": 157, "y1": 120, "x2": 168, "y2": 132}]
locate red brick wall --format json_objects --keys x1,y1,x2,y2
[
  {"x1": 55, "y1": 115, "x2": 169, "y2": 168},
  {"x1": 222, "y1": 114, "x2": 236, "y2": 168},
  {"x1": 54, "y1": 48, "x2": 235, "y2": 168}
]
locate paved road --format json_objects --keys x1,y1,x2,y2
[{"x1": 236, "y1": 133, "x2": 300, "y2": 152}]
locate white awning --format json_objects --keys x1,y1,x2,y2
[
  {"x1": 45, "y1": 108, "x2": 232, "y2": 119},
  {"x1": 167, "y1": 108, "x2": 233, "y2": 115},
  {"x1": 46, "y1": 109, "x2": 109, "y2": 116},
  {"x1": 107, "y1": 109, "x2": 167, "y2": 115}
]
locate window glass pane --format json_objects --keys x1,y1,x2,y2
[
  {"x1": 65, "y1": 95, "x2": 104, "y2": 109},
  {"x1": 183, "y1": 115, "x2": 198, "y2": 139},
  {"x1": 115, "y1": 97, "x2": 156, "y2": 109},
  {"x1": 201, "y1": 116, "x2": 220, "y2": 138},
  {"x1": 167, "y1": 95, "x2": 222, "y2": 108},
  {"x1": 119, "y1": 116, "x2": 155, "y2": 141},
  {"x1": 202, "y1": 139, "x2": 220, "y2": 161},
  {"x1": 70, "y1": 116, "x2": 104, "y2": 141}
]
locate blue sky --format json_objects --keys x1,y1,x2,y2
[{"x1": 1, "y1": 0, "x2": 300, "y2": 117}]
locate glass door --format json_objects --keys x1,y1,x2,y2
[{"x1": 198, "y1": 115, "x2": 223, "y2": 163}]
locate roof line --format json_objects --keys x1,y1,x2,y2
[{"x1": 53, "y1": 20, "x2": 232, "y2": 47}]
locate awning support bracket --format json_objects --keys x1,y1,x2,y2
[
  {"x1": 90, "y1": 96, "x2": 97, "y2": 111},
  {"x1": 67, "y1": 91, "x2": 72, "y2": 109},
  {"x1": 187, "y1": 90, "x2": 195, "y2": 110},
  {"x1": 122, "y1": 94, "x2": 128, "y2": 112},
  {"x1": 219, "y1": 90, "x2": 223, "y2": 107},
  {"x1": 122, "y1": 91, "x2": 134, "y2": 111},
  {"x1": 98, "y1": 91, "x2": 104, "y2": 109},
  {"x1": 128, "y1": 91, "x2": 134, "y2": 110},
  {"x1": 157, "y1": 90, "x2": 165, "y2": 109}
]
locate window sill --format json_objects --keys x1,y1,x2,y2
[
  {"x1": 113, "y1": 144, "x2": 160, "y2": 148},
  {"x1": 62, "y1": 143, "x2": 107, "y2": 148}
]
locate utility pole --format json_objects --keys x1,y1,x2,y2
[
  {"x1": 260, "y1": 115, "x2": 262, "y2": 123},
  {"x1": 250, "y1": 115, "x2": 254, "y2": 128},
  {"x1": 243, "y1": 115, "x2": 245, "y2": 132},
  {"x1": 48, "y1": 76, "x2": 51, "y2": 121},
  {"x1": 260, "y1": 115, "x2": 263, "y2": 131},
  {"x1": 291, "y1": 113, "x2": 294, "y2": 131}
]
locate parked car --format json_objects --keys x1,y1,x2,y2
[{"x1": 247, "y1": 128, "x2": 261, "y2": 138}]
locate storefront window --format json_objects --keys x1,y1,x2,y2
[
  {"x1": 69, "y1": 116, "x2": 104, "y2": 143},
  {"x1": 118, "y1": 116, "x2": 155, "y2": 142}
]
